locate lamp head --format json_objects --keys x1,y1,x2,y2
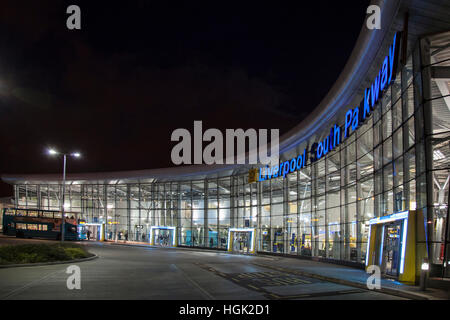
[{"x1": 48, "y1": 149, "x2": 58, "y2": 155}]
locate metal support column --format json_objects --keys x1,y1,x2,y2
[
  {"x1": 420, "y1": 37, "x2": 434, "y2": 262},
  {"x1": 127, "y1": 185, "x2": 131, "y2": 238},
  {"x1": 204, "y1": 180, "x2": 208, "y2": 248}
]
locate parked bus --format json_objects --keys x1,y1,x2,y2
[{"x1": 2, "y1": 208, "x2": 80, "y2": 241}]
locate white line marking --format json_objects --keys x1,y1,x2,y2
[
  {"x1": 171, "y1": 264, "x2": 215, "y2": 300},
  {"x1": 1, "y1": 269, "x2": 66, "y2": 300}
]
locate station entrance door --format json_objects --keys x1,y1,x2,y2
[
  {"x1": 366, "y1": 210, "x2": 430, "y2": 284},
  {"x1": 381, "y1": 221, "x2": 403, "y2": 277},
  {"x1": 150, "y1": 226, "x2": 176, "y2": 247},
  {"x1": 85, "y1": 223, "x2": 105, "y2": 241},
  {"x1": 228, "y1": 228, "x2": 255, "y2": 254}
]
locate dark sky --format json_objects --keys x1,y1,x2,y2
[{"x1": 0, "y1": 0, "x2": 370, "y2": 196}]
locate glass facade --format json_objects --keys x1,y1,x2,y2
[{"x1": 8, "y1": 31, "x2": 450, "y2": 277}]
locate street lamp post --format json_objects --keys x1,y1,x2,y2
[
  {"x1": 61, "y1": 153, "x2": 67, "y2": 242},
  {"x1": 48, "y1": 149, "x2": 81, "y2": 242}
]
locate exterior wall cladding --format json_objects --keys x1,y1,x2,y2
[{"x1": 4, "y1": 1, "x2": 450, "y2": 277}]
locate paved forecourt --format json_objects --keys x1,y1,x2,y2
[{"x1": 0, "y1": 240, "x2": 407, "y2": 300}]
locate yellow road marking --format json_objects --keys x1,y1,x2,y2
[{"x1": 247, "y1": 284, "x2": 260, "y2": 290}]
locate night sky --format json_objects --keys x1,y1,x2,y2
[{"x1": 0, "y1": 1, "x2": 370, "y2": 196}]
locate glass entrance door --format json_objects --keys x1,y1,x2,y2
[
  {"x1": 86, "y1": 225, "x2": 99, "y2": 241},
  {"x1": 232, "y1": 231, "x2": 251, "y2": 253},
  {"x1": 382, "y1": 221, "x2": 403, "y2": 277},
  {"x1": 152, "y1": 227, "x2": 175, "y2": 247},
  {"x1": 228, "y1": 228, "x2": 255, "y2": 254}
]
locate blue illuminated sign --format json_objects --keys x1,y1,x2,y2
[
  {"x1": 259, "y1": 32, "x2": 401, "y2": 181},
  {"x1": 259, "y1": 148, "x2": 306, "y2": 181}
]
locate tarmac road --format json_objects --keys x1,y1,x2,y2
[{"x1": 0, "y1": 239, "x2": 407, "y2": 300}]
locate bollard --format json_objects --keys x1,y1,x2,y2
[{"x1": 419, "y1": 257, "x2": 429, "y2": 291}]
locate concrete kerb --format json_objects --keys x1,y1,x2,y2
[
  {"x1": 107, "y1": 241, "x2": 238, "y2": 254},
  {"x1": 0, "y1": 254, "x2": 98, "y2": 269},
  {"x1": 105, "y1": 241, "x2": 279, "y2": 259}
]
